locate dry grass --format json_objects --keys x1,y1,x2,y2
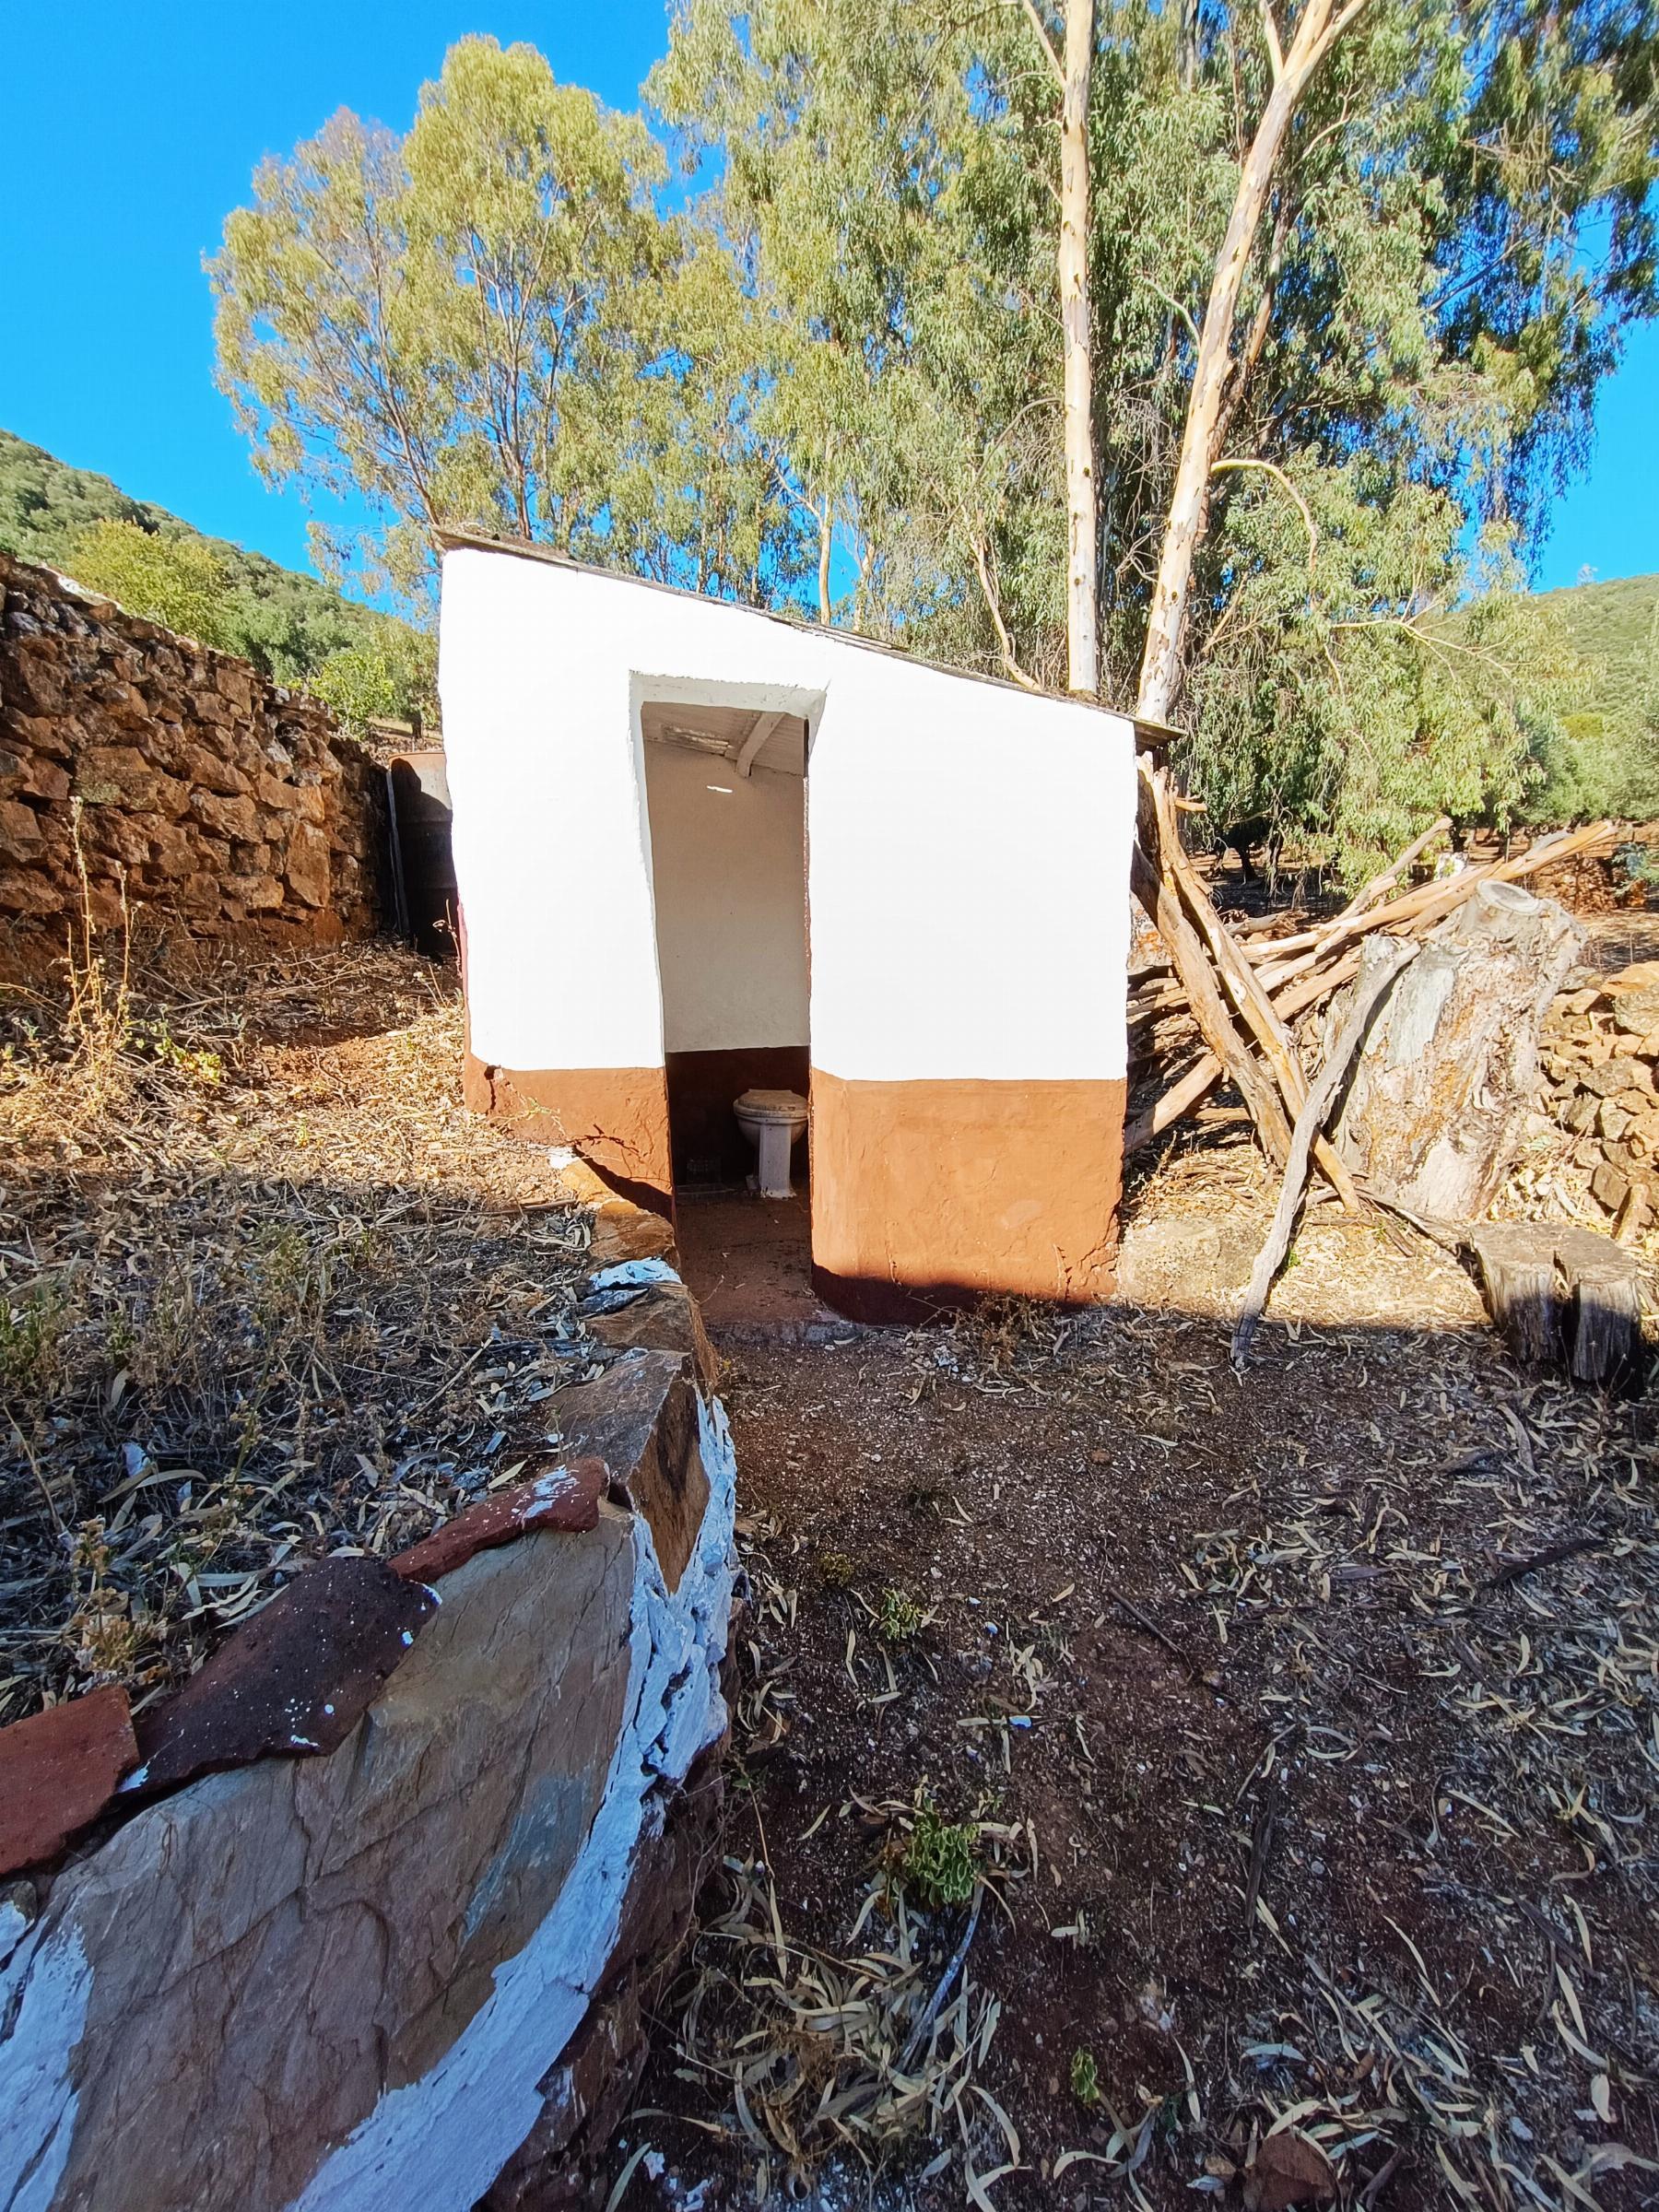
[{"x1": 0, "y1": 925, "x2": 602, "y2": 1724}]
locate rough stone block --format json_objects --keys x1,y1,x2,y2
[
  {"x1": 0, "y1": 797, "x2": 45, "y2": 851},
  {"x1": 229, "y1": 871, "x2": 286, "y2": 911},
  {"x1": 180, "y1": 742, "x2": 252, "y2": 798},
  {"x1": 0, "y1": 868, "x2": 61, "y2": 915},
  {"x1": 559, "y1": 1350, "x2": 712, "y2": 1593},
  {"x1": 284, "y1": 819, "x2": 332, "y2": 908},
  {"x1": 391, "y1": 1456, "x2": 607, "y2": 1583},
  {"x1": 190, "y1": 788, "x2": 259, "y2": 841},
  {"x1": 582, "y1": 1276, "x2": 717, "y2": 1388},
  {"x1": 132, "y1": 1558, "x2": 441, "y2": 1794},
  {"x1": 0, "y1": 1421, "x2": 735, "y2": 2212},
  {"x1": 0, "y1": 1686, "x2": 138, "y2": 1876}
]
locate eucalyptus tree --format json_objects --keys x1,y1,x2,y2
[
  {"x1": 1111, "y1": 0, "x2": 1659, "y2": 863},
  {"x1": 211, "y1": 34, "x2": 797, "y2": 607}
]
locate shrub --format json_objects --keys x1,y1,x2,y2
[{"x1": 70, "y1": 519, "x2": 236, "y2": 650}]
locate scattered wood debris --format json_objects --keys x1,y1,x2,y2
[
  {"x1": 634, "y1": 1149, "x2": 1659, "y2": 2210},
  {"x1": 1130, "y1": 769, "x2": 1644, "y2": 1369}
]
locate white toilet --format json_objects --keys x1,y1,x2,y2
[{"x1": 734, "y1": 1088, "x2": 809, "y2": 1198}]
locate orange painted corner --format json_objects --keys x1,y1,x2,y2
[
  {"x1": 462, "y1": 1053, "x2": 674, "y2": 1217},
  {"x1": 807, "y1": 1070, "x2": 1124, "y2": 1322}
]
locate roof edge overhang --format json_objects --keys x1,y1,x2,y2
[{"x1": 435, "y1": 529, "x2": 1182, "y2": 748}]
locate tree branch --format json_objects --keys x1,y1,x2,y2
[
  {"x1": 1013, "y1": 0, "x2": 1068, "y2": 92},
  {"x1": 1210, "y1": 456, "x2": 1318, "y2": 572},
  {"x1": 1259, "y1": 0, "x2": 1285, "y2": 82},
  {"x1": 971, "y1": 534, "x2": 1042, "y2": 690}
]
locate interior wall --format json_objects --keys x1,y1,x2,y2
[{"x1": 641, "y1": 733, "x2": 808, "y2": 1180}]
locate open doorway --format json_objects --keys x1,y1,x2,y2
[{"x1": 638, "y1": 698, "x2": 820, "y2": 1331}]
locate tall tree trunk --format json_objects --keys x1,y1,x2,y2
[
  {"x1": 1135, "y1": 0, "x2": 1367, "y2": 725},
  {"x1": 1061, "y1": 0, "x2": 1098, "y2": 695}
]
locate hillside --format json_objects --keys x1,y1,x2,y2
[
  {"x1": 1535, "y1": 569, "x2": 1659, "y2": 717},
  {"x1": 0, "y1": 429, "x2": 427, "y2": 707},
  {"x1": 1524, "y1": 570, "x2": 1659, "y2": 822}
]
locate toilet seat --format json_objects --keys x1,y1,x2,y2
[
  {"x1": 734, "y1": 1088, "x2": 808, "y2": 1197},
  {"x1": 735, "y1": 1088, "x2": 809, "y2": 1124}
]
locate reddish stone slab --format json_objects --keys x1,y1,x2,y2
[
  {"x1": 134, "y1": 1558, "x2": 440, "y2": 1794},
  {"x1": 391, "y1": 1456, "x2": 607, "y2": 1585},
  {"x1": 0, "y1": 1683, "x2": 138, "y2": 1876}
]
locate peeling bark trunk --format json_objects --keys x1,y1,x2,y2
[
  {"x1": 1061, "y1": 0, "x2": 1098, "y2": 695},
  {"x1": 1335, "y1": 881, "x2": 1583, "y2": 1220},
  {"x1": 1135, "y1": 0, "x2": 1367, "y2": 725}
]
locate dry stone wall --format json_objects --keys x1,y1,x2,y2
[
  {"x1": 0, "y1": 552, "x2": 383, "y2": 971},
  {"x1": 1538, "y1": 959, "x2": 1659, "y2": 1234}
]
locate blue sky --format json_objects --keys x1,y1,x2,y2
[{"x1": 3, "y1": 2, "x2": 1654, "y2": 596}]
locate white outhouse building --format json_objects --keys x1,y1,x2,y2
[{"x1": 438, "y1": 534, "x2": 1139, "y2": 1320}]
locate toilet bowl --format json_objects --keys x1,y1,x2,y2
[{"x1": 734, "y1": 1088, "x2": 809, "y2": 1198}]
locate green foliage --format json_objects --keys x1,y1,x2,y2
[
  {"x1": 70, "y1": 519, "x2": 238, "y2": 651},
  {"x1": 211, "y1": 36, "x2": 794, "y2": 606},
  {"x1": 0, "y1": 427, "x2": 429, "y2": 695},
  {"x1": 308, "y1": 630, "x2": 438, "y2": 733},
  {"x1": 652, "y1": 0, "x2": 1659, "y2": 877},
  {"x1": 877, "y1": 1587, "x2": 927, "y2": 1643},
  {"x1": 194, "y1": 8, "x2": 1659, "y2": 863},
  {"x1": 1519, "y1": 574, "x2": 1659, "y2": 821},
  {"x1": 900, "y1": 1804, "x2": 980, "y2": 1908},
  {"x1": 0, "y1": 1285, "x2": 67, "y2": 1398},
  {"x1": 1069, "y1": 2049, "x2": 1102, "y2": 2108}
]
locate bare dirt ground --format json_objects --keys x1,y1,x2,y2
[
  {"x1": 632, "y1": 1145, "x2": 1659, "y2": 2212},
  {"x1": 6, "y1": 932, "x2": 1655, "y2": 2212}
]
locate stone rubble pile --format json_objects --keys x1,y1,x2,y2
[{"x1": 1537, "y1": 959, "x2": 1659, "y2": 1233}]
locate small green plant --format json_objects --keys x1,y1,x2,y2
[
  {"x1": 1069, "y1": 2048, "x2": 1101, "y2": 2108},
  {"x1": 901, "y1": 1803, "x2": 979, "y2": 1907},
  {"x1": 877, "y1": 1585, "x2": 927, "y2": 1642},
  {"x1": 0, "y1": 1284, "x2": 68, "y2": 1396},
  {"x1": 818, "y1": 1547, "x2": 856, "y2": 1588},
  {"x1": 132, "y1": 1015, "x2": 225, "y2": 1087}
]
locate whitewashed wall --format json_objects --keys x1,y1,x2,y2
[
  {"x1": 641, "y1": 739, "x2": 807, "y2": 1054},
  {"x1": 439, "y1": 546, "x2": 1135, "y2": 1085}
]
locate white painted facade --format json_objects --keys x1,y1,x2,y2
[{"x1": 440, "y1": 545, "x2": 1136, "y2": 1087}]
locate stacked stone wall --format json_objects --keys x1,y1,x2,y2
[{"x1": 0, "y1": 552, "x2": 384, "y2": 971}]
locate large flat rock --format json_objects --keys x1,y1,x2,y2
[{"x1": 0, "y1": 1380, "x2": 737, "y2": 2212}]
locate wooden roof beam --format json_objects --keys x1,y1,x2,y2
[{"x1": 735, "y1": 711, "x2": 784, "y2": 778}]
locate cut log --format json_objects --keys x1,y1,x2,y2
[
  {"x1": 1466, "y1": 1223, "x2": 1561, "y2": 1365},
  {"x1": 1553, "y1": 1226, "x2": 1643, "y2": 1387},
  {"x1": 1334, "y1": 881, "x2": 1583, "y2": 1219},
  {"x1": 1232, "y1": 936, "x2": 1418, "y2": 1365},
  {"x1": 1465, "y1": 1220, "x2": 1642, "y2": 1387}
]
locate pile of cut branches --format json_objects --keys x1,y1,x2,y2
[
  {"x1": 1128, "y1": 763, "x2": 1626, "y2": 1360},
  {"x1": 1128, "y1": 763, "x2": 1619, "y2": 1167}
]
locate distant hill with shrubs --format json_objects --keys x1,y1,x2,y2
[
  {"x1": 1525, "y1": 571, "x2": 1659, "y2": 824},
  {"x1": 0, "y1": 429, "x2": 433, "y2": 731}
]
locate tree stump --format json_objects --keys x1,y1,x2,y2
[
  {"x1": 1465, "y1": 1219, "x2": 1642, "y2": 1387},
  {"x1": 1334, "y1": 881, "x2": 1583, "y2": 1218}
]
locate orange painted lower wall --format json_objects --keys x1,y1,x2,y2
[
  {"x1": 462, "y1": 1054, "x2": 674, "y2": 1216},
  {"x1": 462, "y1": 1053, "x2": 1126, "y2": 1317},
  {"x1": 807, "y1": 1069, "x2": 1125, "y2": 1322}
]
